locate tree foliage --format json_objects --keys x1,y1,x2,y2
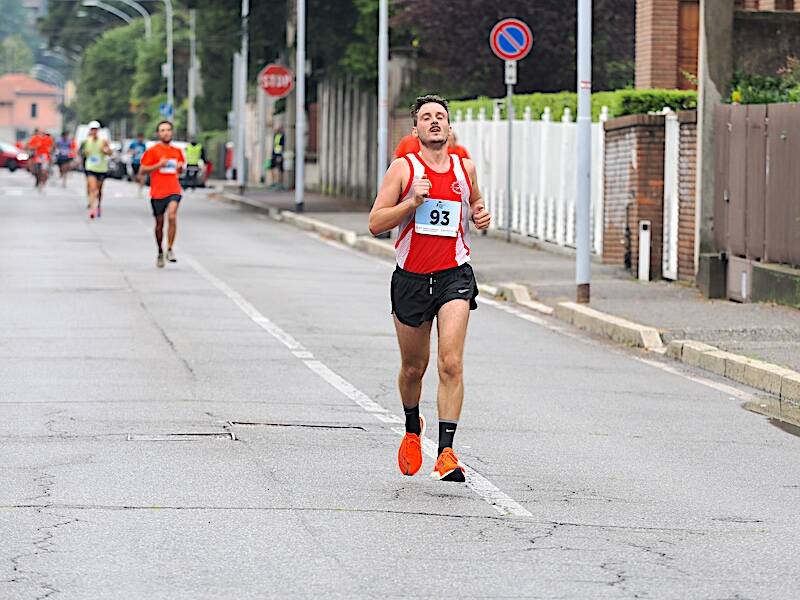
[
  {"x1": 0, "y1": 35, "x2": 34, "y2": 75},
  {"x1": 393, "y1": 0, "x2": 635, "y2": 100},
  {"x1": 77, "y1": 21, "x2": 144, "y2": 124}
]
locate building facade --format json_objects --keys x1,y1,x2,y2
[{"x1": 0, "y1": 74, "x2": 63, "y2": 142}]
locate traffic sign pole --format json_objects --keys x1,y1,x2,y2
[
  {"x1": 295, "y1": 0, "x2": 306, "y2": 212},
  {"x1": 505, "y1": 65, "x2": 515, "y2": 243},
  {"x1": 489, "y1": 18, "x2": 532, "y2": 244}
]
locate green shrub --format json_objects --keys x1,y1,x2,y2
[{"x1": 449, "y1": 89, "x2": 697, "y2": 122}]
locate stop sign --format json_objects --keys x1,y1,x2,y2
[{"x1": 259, "y1": 64, "x2": 294, "y2": 98}]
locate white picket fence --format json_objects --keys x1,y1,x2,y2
[{"x1": 454, "y1": 105, "x2": 607, "y2": 254}]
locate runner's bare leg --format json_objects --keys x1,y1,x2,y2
[
  {"x1": 435, "y1": 300, "x2": 470, "y2": 421},
  {"x1": 393, "y1": 317, "x2": 433, "y2": 409}
]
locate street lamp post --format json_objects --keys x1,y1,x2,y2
[
  {"x1": 376, "y1": 0, "x2": 388, "y2": 194},
  {"x1": 81, "y1": 0, "x2": 133, "y2": 25},
  {"x1": 575, "y1": 0, "x2": 592, "y2": 304},
  {"x1": 115, "y1": 0, "x2": 152, "y2": 39},
  {"x1": 140, "y1": 0, "x2": 174, "y2": 116}
]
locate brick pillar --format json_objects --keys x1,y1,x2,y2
[
  {"x1": 602, "y1": 115, "x2": 666, "y2": 280},
  {"x1": 677, "y1": 111, "x2": 698, "y2": 281},
  {"x1": 636, "y1": 0, "x2": 680, "y2": 88}
]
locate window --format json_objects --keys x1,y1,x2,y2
[
  {"x1": 30, "y1": 103, "x2": 37, "y2": 118},
  {"x1": 776, "y1": 0, "x2": 794, "y2": 10}
]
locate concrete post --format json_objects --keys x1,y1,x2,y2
[{"x1": 695, "y1": 0, "x2": 733, "y2": 269}]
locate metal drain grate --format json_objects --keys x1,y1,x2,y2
[
  {"x1": 227, "y1": 421, "x2": 365, "y2": 431},
  {"x1": 127, "y1": 431, "x2": 236, "y2": 441}
]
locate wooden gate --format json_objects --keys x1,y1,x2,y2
[{"x1": 714, "y1": 103, "x2": 800, "y2": 267}]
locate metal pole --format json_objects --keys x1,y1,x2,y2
[
  {"x1": 236, "y1": 0, "x2": 249, "y2": 191},
  {"x1": 257, "y1": 83, "x2": 266, "y2": 184},
  {"x1": 187, "y1": 8, "x2": 197, "y2": 137},
  {"x1": 576, "y1": 0, "x2": 592, "y2": 303},
  {"x1": 81, "y1": 1, "x2": 133, "y2": 24},
  {"x1": 164, "y1": 0, "x2": 173, "y2": 115},
  {"x1": 376, "y1": 0, "x2": 389, "y2": 191},
  {"x1": 295, "y1": 0, "x2": 305, "y2": 211},
  {"x1": 115, "y1": 0, "x2": 151, "y2": 38},
  {"x1": 231, "y1": 52, "x2": 240, "y2": 180},
  {"x1": 506, "y1": 83, "x2": 513, "y2": 243}
]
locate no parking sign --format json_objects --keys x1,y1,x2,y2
[{"x1": 489, "y1": 18, "x2": 534, "y2": 241}]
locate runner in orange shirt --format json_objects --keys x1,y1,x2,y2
[
  {"x1": 139, "y1": 121, "x2": 185, "y2": 268},
  {"x1": 394, "y1": 130, "x2": 470, "y2": 160}
]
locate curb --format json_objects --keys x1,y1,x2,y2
[
  {"x1": 666, "y1": 340, "x2": 800, "y2": 423},
  {"x1": 280, "y1": 211, "x2": 358, "y2": 246},
  {"x1": 554, "y1": 302, "x2": 665, "y2": 351}
]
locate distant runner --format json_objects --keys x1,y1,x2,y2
[
  {"x1": 26, "y1": 129, "x2": 52, "y2": 190},
  {"x1": 128, "y1": 132, "x2": 147, "y2": 196},
  {"x1": 55, "y1": 130, "x2": 76, "y2": 187},
  {"x1": 80, "y1": 121, "x2": 112, "y2": 219},
  {"x1": 369, "y1": 95, "x2": 491, "y2": 482},
  {"x1": 139, "y1": 121, "x2": 185, "y2": 268}
]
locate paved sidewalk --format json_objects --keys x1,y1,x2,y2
[{"x1": 212, "y1": 185, "x2": 800, "y2": 373}]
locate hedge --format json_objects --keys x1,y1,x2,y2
[{"x1": 449, "y1": 89, "x2": 697, "y2": 122}]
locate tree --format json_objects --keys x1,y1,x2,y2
[
  {"x1": 0, "y1": 35, "x2": 34, "y2": 75},
  {"x1": 394, "y1": 0, "x2": 634, "y2": 99},
  {"x1": 77, "y1": 21, "x2": 144, "y2": 124}
]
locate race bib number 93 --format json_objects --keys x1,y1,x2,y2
[{"x1": 415, "y1": 198, "x2": 460, "y2": 237}]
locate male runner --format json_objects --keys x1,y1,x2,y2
[
  {"x1": 128, "y1": 132, "x2": 147, "y2": 195},
  {"x1": 81, "y1": 121, "x2": 112, "y2": 219},
  {"x1": 55, "y1": 130, "x2": 76, "y2": 187},
  {"x1": 139, "y1": 121, "x2": 184, "y2": 268},
  {"x1": 26, "y1": 128, "x2": 51, "y2": 189},
  {"x1": 369, "y1": 95, "x2": 491, "y2": 482}
]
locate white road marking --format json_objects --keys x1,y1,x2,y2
[
  {"x1": 5, "y1": 188, "x2": 24, "y2": 196},
  {"x1": 184, "y1": 253, "x2": 533, "y2": 519}
]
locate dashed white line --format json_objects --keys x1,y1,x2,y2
[{"x1": 184, "y1": 253, "x2": 533, "y2": 519}]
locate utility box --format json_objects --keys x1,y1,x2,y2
[
  {"x1": 697, "y1": 253, "x2": 727, "y2": 299},
  {"x1": 727, "y1": 256, "x2": 753, "y2": 302},
  {"x1": 638, "y1": 220, "x2": 651, "y2": 282}
]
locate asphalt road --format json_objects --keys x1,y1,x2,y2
[{"x1": 1, "y1": 169, "x2": 799, "y2": 599}]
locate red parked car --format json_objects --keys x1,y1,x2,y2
[{"x1": 0, "y1": 141, "x2": 29, "y2": 171}]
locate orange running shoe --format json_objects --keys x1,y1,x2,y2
[
  {"x1": 397, "y1": 414, "x2": 426, "y2": 476},
  {"x1": 430, "y1": 447, "x2": 466, "y2": 482}
]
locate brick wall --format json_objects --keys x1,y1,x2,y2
[
  {"x1": 636, "y1": 0, "x2": 680, "y2": 88},
  {"x1": 602, "y1": 115, "x2": 666, "y2": 280},
  {"x1": 677, "y1": 111, "x2": 697, "y2": 281}
]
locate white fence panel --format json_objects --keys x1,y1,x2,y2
[
  {"x1": 662, "y1": 110, "x2": 680, "y2": 280},
  {"x1": 454, "y1": 104, "x2": 606, "y2": 253}
]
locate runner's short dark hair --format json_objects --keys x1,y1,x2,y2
[
  {"x1": 411, "y1": 94, "x2": 449, "y2": 125},
  {"x1": 156, "y1": 120, "x2": 173, "y2": 130}
]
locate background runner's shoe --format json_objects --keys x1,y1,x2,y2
[
  {"x1": 430, "y1": 447, "x2": 466, "y2": 482},
  {"x1": 157, "y1": 253, "x2": 165, "y2": 268},
  {"x1": 397, "y1": 414, "x2": 426, "y2": 476},
  {"x1": 166, "y1": 249, "x2": 177, "y2": 263}
]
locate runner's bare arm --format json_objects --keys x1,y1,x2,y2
[
  {"x1": 369, "y1": 158, "x2": 427, "y2": 235},
  {"x1": 102, "y1": 141, "x2": 112, "y2": 156},
  {"x1": 463, "y1": 158, "x2": 491, "y2": 230}
]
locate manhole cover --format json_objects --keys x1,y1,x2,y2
[
  {"x1": 228, "y1": 421, "x2": 365, "y2": 431},
  {"x1": 127, "y1": 432, "x2": 235, "y2": 441}
]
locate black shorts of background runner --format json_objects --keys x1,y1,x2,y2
[
  {"x1": 271, "y1": 153, "x2": 283, "y2": 172},
  {"x1": 86, "y1": 170, "x2": 106, "y2": 182},
  {"x1": 56, "y1": 156, "x2": 72, "y2": 167},
  {"x1": 390, "y1": 263, "x2": 478, "y2": 328},
  {"x1": 150, "y1": 194, "x2": 182, "y2": 217},
  {"x1": 131, "y1": 163, "x2": 141, "y2": 176}
]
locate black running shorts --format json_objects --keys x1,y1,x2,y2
[
  {"x1": 391, "y1": 263, "x2": 479, "y2": 328},
  {"x1": 150, "y1": 194, "x2": 182, "y2": 217},
  {"x1": 85, "y1": 170, "x2": 106, "y2": 182}
]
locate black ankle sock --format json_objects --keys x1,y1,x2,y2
[
  {"x1": 403, "y1": 404, "x2": 421, "y2": 435},
  {"x1": 438, "y1": 420, "x2": 458, "y2": 456}
]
